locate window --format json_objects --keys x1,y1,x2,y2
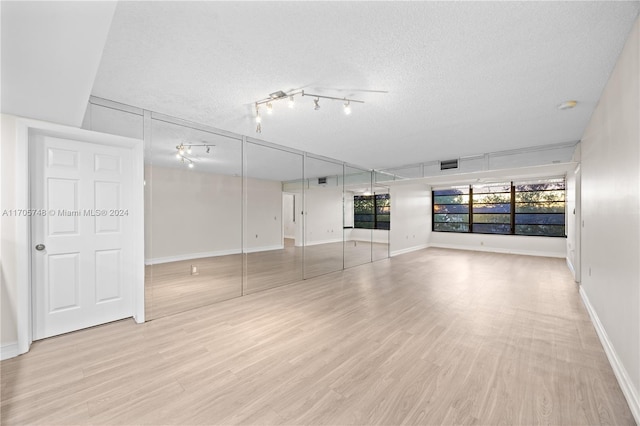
[
  {"x1": 432, "y1": 178, "x2": 565, "y2": 237},
  {"x1": 433, "y1": 187, "x2": 469, "y2": 232},
  {"x1": 515, "y1": 179, "x2": 566, "y2": 237},
  {"x1": 472, "y1": 183, "x2": 511, "y2": 234},
  {"x1": 354, "y1": 193, "x2": 390, "y2": 230}
]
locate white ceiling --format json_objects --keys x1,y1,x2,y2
[
  {"x1": 91, "y1": 1, "x2": 640, "y2": 170},
  {"x1": 2, "y1": 2, "x2": 638, "y2": 172},
  {"x1": 1, "y1": 1, "x2": 116, "y2": 126}
]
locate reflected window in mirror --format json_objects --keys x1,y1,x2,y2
[{"x1": 354, "y1": 194, "x2": 390, "y2": 230}]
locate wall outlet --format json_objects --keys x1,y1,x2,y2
[{"x1": 191, "y1": 265, "x2": 199, "y2": 275}]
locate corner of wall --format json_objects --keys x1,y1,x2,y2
[{"x1": 580, "y1": 287, "x2": 640, "y2": 423}]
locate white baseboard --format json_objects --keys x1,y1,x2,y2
[
  {"x1": 145, "y1": 249, "x2": 241, "y2": 265},
  {"x1": 565, "y1": 257, "x2": 576, "y2": 280},
  {"x1": 244, "y1": 244, "x2": 284, "y2": 254},
  {"x1": 428, "y1": 242, "x2": 565, "y2": 258},
  {"x1": 145, "y1": 244, "x2": 286, "y2": 265},
  {"x1": 1, "y1": 341, "x2": 19, "y2": 361},
  {"x1": 579, "y1": 286, "x2": 640, "y2": 424},
  {"x1": 305, "y1": 238, "x2": 343, "y2": 247},
  {"x1": 390, "y1": 244, "x2": 430, "y2": 257}
]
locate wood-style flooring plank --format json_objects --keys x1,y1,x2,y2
[{"x1": 1, "y1": 248, "x2": 635, "y2": 425}]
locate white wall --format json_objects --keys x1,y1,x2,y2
[
  {"x1": 344, "y1": 191, "x2": 355, "y2": 227},
  {"x1": 429, "y1": 232, "x2": 566, "y2": 258},
  {"x1": 389, "y1": 183, "x2": 431, "y2": 256},
  {"x1": 283, "y1": 193, "x2": 295, "y2": 239},
  {"x1": 1, "y1": 115, "x2": 19, "y2": 355},
  {"x1": 579, "y1": 17, "x2": 640, "y2": 422},
  {"x1": 348, "y1": 228, "x2": 389, "y2": 244},
  {"x1": 304, "y1": 186, "x2": 343, "y2": 245},
  {"x1": 246, "y1": 178, "x2": 284, "y2": 251},
  {"x1": 145, "y1": 166, "x2": 283, "y2": 263}
]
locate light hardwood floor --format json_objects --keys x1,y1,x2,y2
[
  {"x1": 146, "y1": 239, "x2": 389, "y2": 320},
  {"x1": 1, "y1": 248, "x2": 634, "y2": 425}
]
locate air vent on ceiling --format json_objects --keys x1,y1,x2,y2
[
  {"x1": 440, "y1": 159, "x2": 459, "y2": 171},
  {"x1": 318, "y1": 177, "x2": 327, "y2": 185}
]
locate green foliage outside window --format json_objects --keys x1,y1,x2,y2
[{"x1": 354, "y1": 194, "x2": 390, "y2": 230}]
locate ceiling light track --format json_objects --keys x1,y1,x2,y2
[
  {"x1": 175, "y1": 143, "x2": 214, "y2": 169},
  {"x1": 253, "y1": 89, "x2": 364, "y2": 133}
]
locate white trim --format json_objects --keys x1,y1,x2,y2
[
  {"x1": 15, "y1": 117, "x2": 145, "y2": 355},
  {"x1": 16, "y1": 120, "x2": 31, "y2": 356},
  {"x1": 305, "y1": 238, "x2": 343, "y2": 246},
  {"x1": 146, "y1": 249, "x2": 242, "y2": 265},
  {"x1": 428, "y1": 242, "x2": 565, "y2": 258},
  {"x1": 145, "y1": 245, "x2": 288, "y2": 265},
  {"x1": 390, "y1": 244, "x2": 430, "y2": 257},
  {"x1": 565, "y1": 256, "x2": 576, "y2": 279},
  {"x1": 1, "y1": 342, "x2": 19, "y2": 361},
  {"x1": 579, "y1": 286, "x2": 640, "y2": 424},
  {"x1": 244, "y1": 244, "x2": 284, "y2": 254}
]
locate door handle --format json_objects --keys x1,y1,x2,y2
[{"x1": 35, "y1": 244, "x2": 46, "y2": 251}]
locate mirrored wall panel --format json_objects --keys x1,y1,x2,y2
[
  {"x1": 304, "y1": 156, "x2": 345, "y2": 279},
  {"x1": 145, "y1": 116, "x2": 243, "y2": 319},
  {"x1": 82, "y1": 98, "x2": 386, "y2": 321},
  {"x1": 344, "y1": 166, "x2": 373, "y2": 269},
  {"x1": 245, "y1": 140, "x2": 303, "y2": 294},
  {"x1": 372, "y1": 185, "x2": 391, "y2": 262}
]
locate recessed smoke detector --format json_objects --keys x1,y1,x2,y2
[{"x1": 558, "y1": 100, "x2": 578, "y2": 110}]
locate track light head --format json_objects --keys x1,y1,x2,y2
[
  {"x1": 266, "y1": 102, "x2": 273, "y2": 114},
  {"x1": 206, "y1": 146, "x2": 210, "y2": 154},
  {"x1": 269, "y1": 90, "x2": 287, "y2": 99},
  {"x1": 343, "y1": 100, "x2": 351, "y2": 115},
  {"x1": 288, "y1": 96, "x2": 294, "y2": 108},
  {"x1": 256, "y1": 123, "x2": 262, "y2": 133},
  {"x1": 314, "y1": 98, "x2": 320, "y2": 110}
]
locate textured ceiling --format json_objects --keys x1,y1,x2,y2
[{"x1": 92, "y1": 1, "x2": 640, "y2": 170}]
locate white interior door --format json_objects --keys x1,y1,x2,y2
[{"x1": 31, "y1": 134, "x2": 136, "y2": 340}]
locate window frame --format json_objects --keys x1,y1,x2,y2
[
  {"x1": 353, "y1": 193, "x2": 390, "y2": 230},
  {"x1": 432, "y1": 179, "x2": 566, "y2": 238}
]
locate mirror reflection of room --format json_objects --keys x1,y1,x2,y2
[
  {"x1": 145, "y1": 118, "x2": 243, "y2": 319},
  {"x1": 244, "y1": 141, "x2": 304, "y2": 294},
  {"x1": 83, "y1": 100, "x2": 390, "y2": 321}
]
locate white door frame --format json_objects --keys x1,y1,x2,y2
[{"x1": 14, "y1": 118, "x2": 145, "y2": 356}]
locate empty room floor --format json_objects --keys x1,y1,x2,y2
[{"x1": 1, "y1": 248, "x2": 634, "y2": 425}]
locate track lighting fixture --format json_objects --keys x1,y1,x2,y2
[
  {"x1": 343, "y1": 100, "x2": 351, "y2": 115},
  {"x1": 253, "y1": 89, "x2": 364, "y2": 132},
  {"x1": 174, "y1": 143, "x2": 215, "y2": 169}
]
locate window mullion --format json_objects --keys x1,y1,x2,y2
[
  {"x1": 373, "y1": 195, "x2": 378, "y2": 230},
  {"x1": 468, "y1": 186, "x2": 473, "y2": 233},
  {"x1": 510, "y1": 182, "x2": 515, "y2": 234}
]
